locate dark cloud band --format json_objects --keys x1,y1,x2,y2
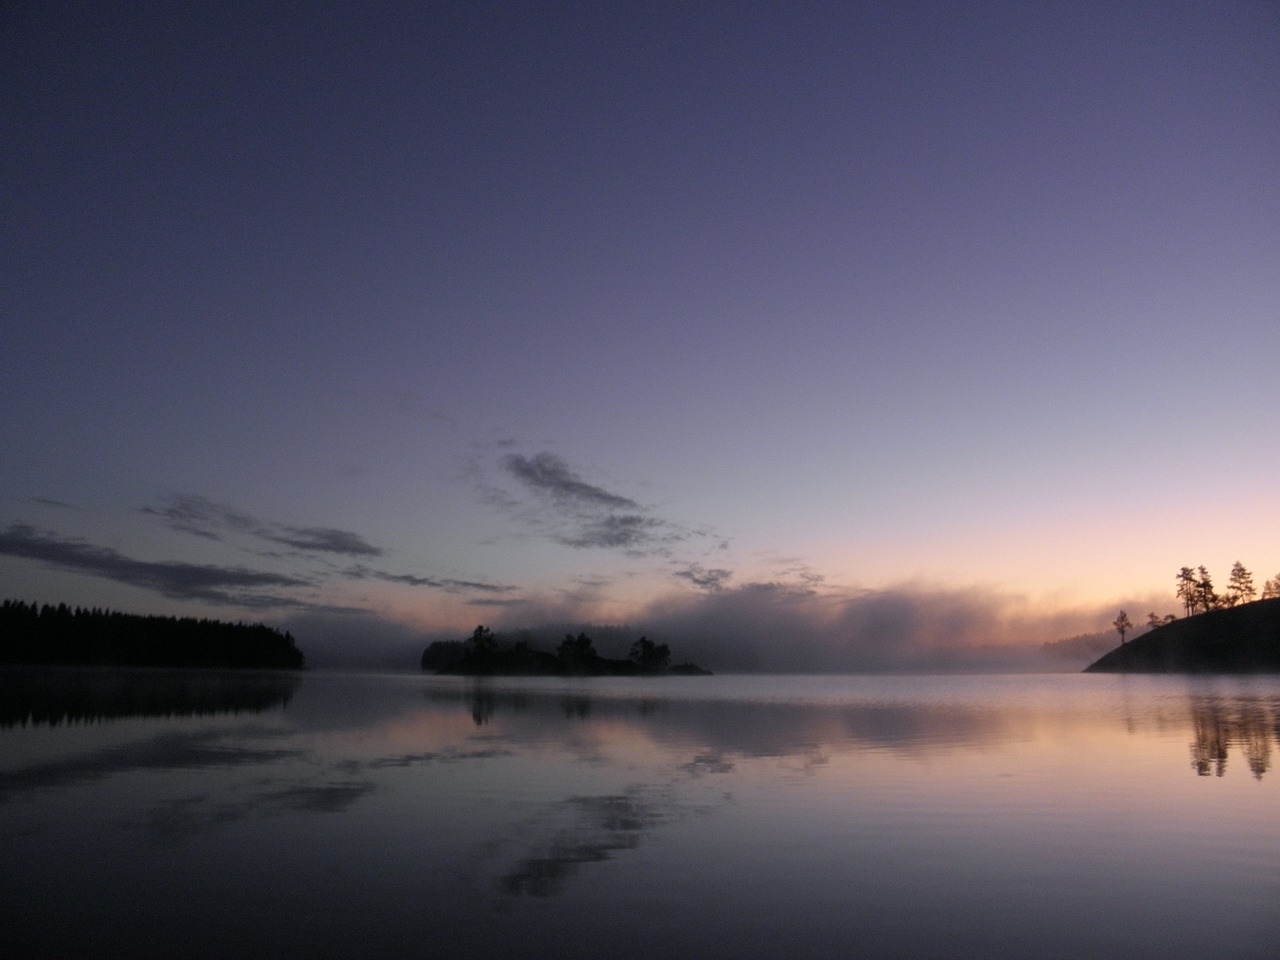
[
  {"x1": 0, "y1": 524, "x2": 308, "y2": 605},
  {"x1": 495, "y1": 450, "x2": 710, "y2": 555},
  {"x1": 503, "y1": 453, "x2": 639, "y2": 511},
  {"x1": 145, "y1": 495, "x2": 382, "y2": 557}
]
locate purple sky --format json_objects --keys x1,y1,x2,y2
[{"x1": 4, "y1": 1, "x2": 1278, "y2": 669}]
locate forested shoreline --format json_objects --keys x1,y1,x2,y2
[{"x1": 0, "y1": 600, "x2": 305, "y2": 669}]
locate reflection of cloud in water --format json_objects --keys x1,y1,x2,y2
[
  {"x1": 366, "y1": 747, "x2": 514, "y2": 768},
  {"x1": 428, "y1": 683, "x2": 1012, "y2": 760},
  {"x1": 1, "y1": 695, "x2": 521, "y2": 856},
  {"x1": 147, "y1": 779, "x2": 378, "y2": 844},
  {"x1": 680, "y1": 753, "x2": 736, "y2": 776},
  {"x1": 498, "y1": 790, "x2": 677, "y2": 898},
  {"x1": 142, "y1": 745, "x2": 520, "y2": 844},
  {"x1": 0, "y1": 728, "x2": 303, "y2": 800}
]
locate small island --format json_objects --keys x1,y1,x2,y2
[
  {"x1": 1085, "y1": 599, "x2": 1280, "y2": 673},
  {"x1": 422, "y1": 626, "x2": 711, "y2": 677},
  {"x1": 1085, "y1": 562, "x2": 1280, "y2": 674},
  {"x1": 0, "y1": 600, "x2": 306, "y2": 670}
]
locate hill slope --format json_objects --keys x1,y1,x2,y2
[{"x1": 1084, "y1": 599, "x2": 1280, "y2": 673}]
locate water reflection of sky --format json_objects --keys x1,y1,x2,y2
[{"x1": 3, "y1": 670, "x2": 1279, "y2": 960}]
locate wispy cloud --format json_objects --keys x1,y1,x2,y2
[
  {"x1": 10, "y1": 493, "x2": 511, "y2": 610},
  {"x1": 145, "y1": 495, "x2": 382, "y2": 557},
  {"x1": 503, "y1": 453, "x2": 640, "y2": 511},
  {"x1": 344, "y1": 564, "x2": 516, "y2": 595},
  {"x1": 27, "y1": 497, "x2": 77, "y2": 510},
  {"x1": 559, "y1": 514, "x2": 664, "y2": 549},
  {"x1": 673, "y1": 564, "x2": 733, "y2": 591},
  {"x1": 144, "y1": 495, "x2": 255, "y2": 541},
  {"x1": 492, "y1": 450, "x2": 709, "y2": 556},
  {"x1": 263, "y1": 527, "x2": 382, "y2": 556},
  {"x1": 0, "y1": 524, "x2": 308, "y2": 606}
]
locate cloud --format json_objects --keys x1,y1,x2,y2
[
  {"x1": 343, "y1": 564, "x2": 516, "y2": 595},
  {"x1": 9, "y1": 495, "x2": 507, "y2": 613},
  {"x1": 28, "y1": 497, "x2": 76, "y2": 510},
  {"x1": 558, "y1": 514, "x2": 664, "y2": 549},
  {"x1": 503, "y1": 453, "x2": 639, "y2": 511},
  {"x1": 143, "y1": 494, "x2": 256, "y2": 541},
  {"x1": 0, "y1": 524, "x2": 309, "y2": 606},
  {"x1": 147, "y1": 494, "x2": 521, "y2": 597},
  {"x1": 262, "y1": 527, "x2": 382, "y2": 557},
  {"x1": 491, "y1": 450, "x2": 710, "y2": 555},
  {"x1": 145, "y1": 495, "x2": 381, "y2": 557},
  {"x1": 673, "y1": 563, "x2": 733, "y2": 591}
]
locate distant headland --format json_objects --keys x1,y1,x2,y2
[
  {"x1": 1086, "y1": 563, "x2": 1280, "y2": 673},
  {"x1": 422, "y1": 627, "x2": 711, "y2": 677},
  {"x1": 0, "y1": 600, "x2": 306, "y2": 670}
]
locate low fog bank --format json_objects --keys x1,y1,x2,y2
[
  {"x1": 281, "y1": 581, "x2": 1164, "y2": 673},
  {"x1": 488, "y1": 578, "x2": 1162, "y2": 675},
  {"x1": 277, "y1": 610, "x2": 435, "y2": 670},
  {"x1": 624, "y1": 582, "x2": 1141, "y2": 673}
]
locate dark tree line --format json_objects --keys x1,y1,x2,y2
[{"x1": 0, "y1": 600, "x2": 305, "y2": 669}]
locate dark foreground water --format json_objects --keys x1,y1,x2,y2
[{"x1": 3, "y1": 669, "x2": 1278, "y2": 959}]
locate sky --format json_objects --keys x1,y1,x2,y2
[{"x1": 4, "y1": 1, "x2": 1278, "y2": 670}]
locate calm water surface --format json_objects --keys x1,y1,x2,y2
[{"x1": 3, "y1": 669, "x2": 1278, "y2": 959}]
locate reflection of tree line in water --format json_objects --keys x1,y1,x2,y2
[
  {"x1": 438, "y1": 684, "x2": 1280, "y2": 779},
  {"x1": 0, "y1": 668, "x2": 300, "y2": 727},
  {"x1": 1187, "y1": 696, "x2": 1280, "y2": 779},
  {"x1": 451, "y1": 684, "x2": 622, "y2": 726}
]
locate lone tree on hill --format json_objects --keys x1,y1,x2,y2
[
  {"x1": 1112, "y1": 610, "x2": 1133, "y2": 645},
  {"x1": 1264, "y1": 574, "x2": 1280, "y2": 600}
]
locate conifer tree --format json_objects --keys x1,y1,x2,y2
[{"x1": 1227, "y1": 561, "x2": 1256, "y2": 606}]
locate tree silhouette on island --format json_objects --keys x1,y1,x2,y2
[
  {"x1": 422, "y1": 626, "x2": 710, "y2": 676},
  {"x1": 1089, "y1": 562, "x2": 1280, "y2": 673}
]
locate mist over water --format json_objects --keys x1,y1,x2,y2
[{"x1": 3, "y1": 670, "x2": 1278, "y2": 959}]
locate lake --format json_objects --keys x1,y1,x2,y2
[{"x1": 3, "y1": 669, "x2": 1278, "y2": 959}]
